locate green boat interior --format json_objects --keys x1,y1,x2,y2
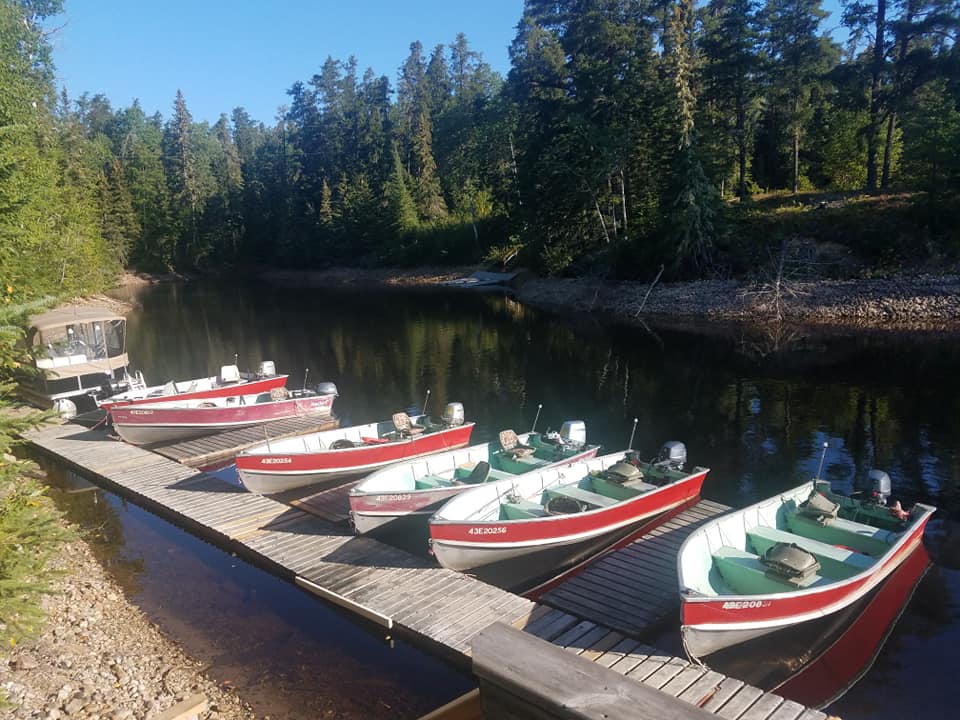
[
  {"x1": 497, "y1": 454, "x2": 689, "y2": 521},
  {"x1": 411, "y1": 430, "x2": 593, "y2": 491},
  {"x1": 708, "y1": 489, "x2": 906, "y2": 596}
]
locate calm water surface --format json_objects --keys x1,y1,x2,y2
[{"x1": 81, "y1": 282, "x2": 960, "y2": 717}]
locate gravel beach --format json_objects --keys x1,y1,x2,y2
[{"x1": 0, "y1": 536, "x2": 255, "y2": 720}]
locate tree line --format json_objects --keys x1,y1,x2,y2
[{"x1": 2, "y1": 0, "x2": 959, "y2": 292}]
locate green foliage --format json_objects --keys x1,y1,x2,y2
[
  {"x1": 0, "y1": 0, "x2": 121, "y2": 298},
  {"x1": 484, "y1": 236, "x2": 524, "y2": 268},
  {"x1": 6, "y1": 1, "x2": 956, "y2": 279},
  {"x1": 0, "y1": 298, "x2": 69, "y2": 655},
  {"x1": 900, "y1": 79, "x2": 960, "y2": 193}
]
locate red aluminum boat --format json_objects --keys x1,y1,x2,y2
[
  {"x1": 429, "y1": 442, "x2": 709, "y2": 591},
  {"x1": 236, "y1": 402, "x2": 475, "y2": 494},
  {"x1": 99, "y1": 361, "x2": 289, "y2": 410},
  {"x1": 110, "y1": 386, "x2": 336, "y2": 445},
  {"x1": 677, "y1": 473, "x2": 936, "y2": 682}
]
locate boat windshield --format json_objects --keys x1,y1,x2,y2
[{"x1": 34, "y1": 319, "x2": 126, "y2": 364}]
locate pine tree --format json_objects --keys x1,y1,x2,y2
[
  {"x1": 764, "y1": 0, "x2": 838, "y2": 194},
  {"x1": 667, "y1": 0, "x2": 718, "y2": 269},
  {"x1": 411, "y1": 110, "x2": 447, "y2": 220},
  {"x1": 425, "y1": 44, "x2": 452, "y2": 117},
  {"x1": 384, "y1": 146, "x2": 419, "y2": 238},
  {"x1": 700, "y1": 0, "x2": 763, "y2": 200},
  {"x1": 163, "y1": 90, "x2": 202, "y2": 266}
]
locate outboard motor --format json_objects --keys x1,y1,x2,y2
[
  {"x1": 559, "y1": 420, "x2": 586, "y2": 448},
  {"x1": 53, "y1": 398, "x2": 77, "y2": 420},
  {"x1": 442, "y1": 402, "x2": 465, "y2": 426},
  {"x1": 314, "y1": 381, "x2": 339, "y2": 397},
  {"x1": 657, "y1": 441, "x2": 687, "y2": 471},
  {"x1": 258, "y1": 360, "x2": 277, "y2": 377},
  {"x1": 869, "y1": 469, "x2": 892, "y2": 506}
]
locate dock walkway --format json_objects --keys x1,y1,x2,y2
[
  {"x1": 26, "y1": 421, "x2": 829, "y2": 720},
  {"x1": 541, "y1": 499, "x2": 731, "y2": 637}
]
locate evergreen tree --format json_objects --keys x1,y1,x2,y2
[
  {"x1": 116, "y1": 103, "x2": 173, "y2": 269},
  {"x1": 764, "y1": 0, "x2": 838, "y2": 193},
  {"x1": 384, "y1": 146, "x2": 419, "y2": 238},
  {"x1": 667, "y1": 0, "x2": 718, "y2": 269},
  {"x1": 425, "y1": 44, "x2": 452, "y2": 117},
  {"x1": 700, "y1": 0, "x2": 763, "y2": 199},
  {"x1": 163, "y1": 90, "x2": 202, "y2": 266},
  {"x1": 411, "y1": 110, "x2": 447, "y2": 220}
]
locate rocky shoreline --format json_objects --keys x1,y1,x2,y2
[
  {"x1": 516, "y1": 274, "x2": 960, "y2": 331},
  {"x1": 256, "y1": 268, "x2": 960, "y2": 331},
  {"x1": 0, "y1": 535, "x2": 255, "y2": 720}
]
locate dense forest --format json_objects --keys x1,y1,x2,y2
[{"x1": 2, "y1": 0, "x2": 959, "y2": 294}]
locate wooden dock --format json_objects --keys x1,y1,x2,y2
[
  {"x1": 540, "y1": 499, "x2": 731, "y2": 637},
  {"x1": 25, "y1": 421, "x2": 832, "y2": 720},
  {"x1": 149, "y1": 414, "x2": 339, "y2": 468}
]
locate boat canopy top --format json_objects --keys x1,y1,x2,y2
[
  {"x1": 27, "y1": 306, "x2": 128, "y2": 376},
  {"x1": 29, "y1": 306, "x2": 125, "y2": 331}
]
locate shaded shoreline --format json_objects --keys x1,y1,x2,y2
[{"x1": 253, "y1": 267, "x2": 960, "y2": 333}]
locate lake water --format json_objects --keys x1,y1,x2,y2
[{"x1": 56, "y1": 281, "x2": 960, "y2": 717}]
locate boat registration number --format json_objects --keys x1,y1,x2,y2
[
  {"x1": 467, "y1": 526, "x2": 507, "y2": 536},
  {"x1": 129, "y1": 409, "x2": 154, "y2": 415},
  {"x1": 721, "y1": 600, "x2": 771, "y2": 610},
  {"x1": 375, "y1": 494, "x2": 411, "y2": 502}
]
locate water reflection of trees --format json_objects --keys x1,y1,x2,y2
[{"x1": 126, "y1": 283, "x2": 959, "y2": 516}]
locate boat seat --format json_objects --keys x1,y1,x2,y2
[
  {"x1": 786, "y1": 508, "x2": 898, "y2": 557},
  {"x1": 219, "y1": 364, "x2": 241, "y2": 383},
  {"x1": 747, "y1": 526, "x2": 875, "y2": 580},
  {"x1": 590, "y1": 475, "x2": 657, "y2": 501},
  {"x1": 393, "y1": 412, "x2": 425, "y2": 437},
  {"x1": 499, "y1": 429, "x2": 536, "y2": 458},
  {"x1": 464, "y1": 461, "x2": 490, "y2": 485},
  {"x1": 713, "y1": 546, "x2": 829, "y2": 595},
  {"x1": 501, "y1": 499, "x2": 547, "y2": 520},
  {"x1": 544, "y1": 485, "x2": 618, "y2": 509}
]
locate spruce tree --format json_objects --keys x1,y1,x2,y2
[
  {"x1": 666, "y1": 0, "x2": 718, "y2": 269},
  {"x1": 764, "y1": 0, "x2": 837, "y2": 194},
  {"x1": 163, "y1": 90, "x2": 202, "y2": 266},
  {"x1": 700, "y1": 0, "x2": 763, "y2": 200},
  {"x1": 384, "y1": 146, "x2": 419, "y2": 238}
]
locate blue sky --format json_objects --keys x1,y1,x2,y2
[
  {"x1": 50, "y1": 1, "x2": 524, "y2": 124},
  {"x1": 50, "y1": 1, "x2": 846, "y2": 126}
]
